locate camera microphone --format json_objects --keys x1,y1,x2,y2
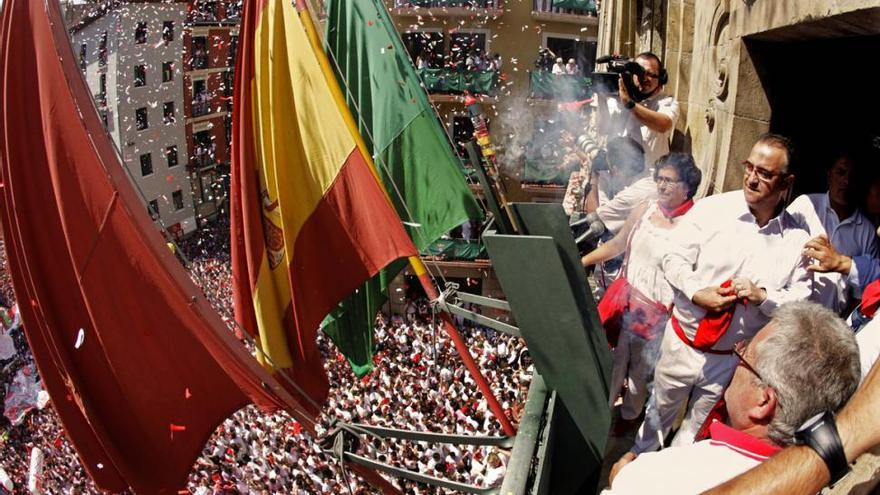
[{"x1": 595, "y1": 55, "x2": 615, "y2": 65}]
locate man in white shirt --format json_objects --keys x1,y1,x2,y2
[
  {"x1": 626, "y1": 134, "x2": 813, "y2": 456},
  {"x1": 551, "y1": 57, "x2": 566, "y2": 75},
  {"x1": 605, "y1": 302, "x2": 860, "y2": 494},
  {"x1": 787, "y1": 153, "x2": 879, "y2": 314},
  {"x1": 597, "y1": 52, "x2": 680, "y2": 169}
]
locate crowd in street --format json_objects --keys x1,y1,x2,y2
[{"x1": 0, "y1": 217, "x2": 532, "y2": 494}]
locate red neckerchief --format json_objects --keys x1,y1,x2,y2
[
  {"x1": 860, "y1": 279, "x2": 880, "y2": 318},
  {"x1": 658, "y1": 198, "x2": 695, "y2": 219},
  {"x1": 691, "y1": 279, "x2": 748, "y2": 351},
  {"x1": 708, "y1": 421, "x2": 782, "y2": 461}
]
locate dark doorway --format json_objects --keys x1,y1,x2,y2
[
  {"x1": 745, "y1": 34, "x2": 880, "y2": 198},
  {"x1": 402, "y1": 31, "x2": 445, "y2": 68}
]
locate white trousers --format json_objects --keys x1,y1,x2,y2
[
  {"x1": 608, "y1": 327, "x2": 663, "y2": 420},
  {"x1": 632, "y1": 321, "x2": 738, "y2": 453}
]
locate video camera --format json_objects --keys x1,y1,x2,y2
[{"x1": 592, "y1": 55, "x2": 651, "y2": 102}]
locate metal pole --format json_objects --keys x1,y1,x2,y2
[{"x1": 408, "y1": 256, "x2": 517, "y2": 437}]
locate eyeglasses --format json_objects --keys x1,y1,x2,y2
[
  {"x1": 654, "y1": 176, "x2": 682, "y2": 187},
  {"x1": 733, "y1": 338, "x2": 764, "y2": 383},
  {"x1": 743, "y1": 160, "x2": 787, "y2": 183}
]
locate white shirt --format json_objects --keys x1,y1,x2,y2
[
  {"x1": 625, "y1": 202, "x2": 678, "y2": 306},
  {"x1": 551, "y1": 62, "x2": 566, "y2": 75},
  {"x1": 604, "y1": 422, "x2": 780, "y2": 495},
  {"x1": 787, "y1": 193, "x2": 880, "y2": 312},
  {"x1": 596, "y1": 174, "x2": 658, "y2": 235},
  {"x1": 856, "y1": 316, "x2": 880, "y2": 383},
  {"x1": 662, "y1": 191, "x2": 813, "y2": 348},
  {"x1": 605, "y1": 92, "x2": 680, "y2": 168}
]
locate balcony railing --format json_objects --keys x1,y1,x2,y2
[
  {"x1": 191, "y1": 153, "x2": 215, "y2": 170},
  {"x1": 533, "y1": 0, "x2": 597, "y2": 15},
  {"x1": 529, "y1": 71, "x2": 592, "y2": 101},
  {"x1": 416, "y1": 68, "x2": 498, "y2": 96},
  {"x1": 192, "y1": 99, "x2": 211, "y2": 117}
]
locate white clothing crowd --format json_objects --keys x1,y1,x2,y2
[{"x1": 0, "y1": 218, "x2": 532, "y2": 494}]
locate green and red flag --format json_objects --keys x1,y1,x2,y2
[{"x1": 323, "y1": 0, "x2": 482, "y2": 375}]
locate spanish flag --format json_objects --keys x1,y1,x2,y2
[{"x1": 231, "y1": 0, "x2": 417, "y2": 413}]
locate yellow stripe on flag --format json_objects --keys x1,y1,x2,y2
[{"x1": 249, "y1": 0, "x2": 361, "y2": 369}]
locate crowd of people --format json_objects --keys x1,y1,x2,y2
[
  {"x1": 415, "y1": 47, "x2": 502, "y2": 73},
  {"x1": 534, "y1": 48, "x2": 583, "y2": 76},
  {"x1": 0, "y1": 216, "x2": 533, "y2": 494}
]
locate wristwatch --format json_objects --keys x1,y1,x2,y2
[
  {"x1": 795, "y1": 411, "x2": 850, "y2": 486},
  {"x1": 624, "y1": 100, "x2": 636, "y2": 109}
]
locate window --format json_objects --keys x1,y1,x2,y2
[
  {"x1": 135, "y1": 22, "x2": 147, "y2": 44},
  {"x1": 402, "y1": 32, "x2": 444, "y2": 68},
  {"x1": 166, "y1": 146, "x2": 179, "y2": 167},
  {"x1": 192, "y1": 79, "x2": 209, "y2": 117},
  {"x1": 148, "y1": 199, "x2": 160, "y2": 220},
  {"x1": 192, "y1": 37, "x2": 208, "y2": 70},
  {"x1": 448, "y1": 32, "x2": 487, "y2": 70},
  {"x1": 226, "y1": 1, "x2": 241, "y2": 20},
  {"x1": 79, "y1": 43, "x2": 87, "y2": 71},
  {"x1": 163, "y1": 102, "x2": 175, "y2": 124},
  {"x1": 99, "y1": 32, "x2": 108, "y2": 66},
  {"x1": 135, "y1": 107, "x2": 148, "y2": 130},
  {"x1": 162, "y1": 61, "x2": 174, "y2": 82},
  {"x1": 134, "y1": 65, "x2": 146, "y2": 87},
  {"x1": 162, "y1": 21, "x2": 174, "y2": 43},
  {"x1": 200, "y1": 172, "x2": 214, "y2": 202},
  {"x1": 228, "y1": 35, "x2": 239, "y2": 67},
  {"x1": 97, "y1": 74, "x2": 107, "y2": 106},
  {"x1": 452, "y1": 115, "x2": 477, "y2": 158},
  {"x1": 172, "y1": 190, "x2": 185, "y2": 211},
  {"x1": 140, "y1": 153, "x2": 153, "y2": 176},
  {"x1": 193, "y1": 130, "x2": 214, "y2": 168}
]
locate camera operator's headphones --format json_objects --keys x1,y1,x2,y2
[{"x1": 637, "y1": 51, "x2": 668, "y2": 86}]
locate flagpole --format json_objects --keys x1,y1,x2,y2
[
  {"x1": 408, "y1": 256, "x2": 517, "y2": 437},
  {"x1": 295, "y1": 0, "x2": 516, "y2": 438}
]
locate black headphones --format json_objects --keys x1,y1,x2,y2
[{"x1": 637, "y1": 52, "x2": 668, "y2": 86}]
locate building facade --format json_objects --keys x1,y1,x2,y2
[
  {"x1": 597, "y1": 0, "x2": 880, "y2": 197},
  {"x1": 183, "y1": 0, "x2": 240, "y2": 222},
  {"x1": 71, "y1": 1, "x2": 198, "y2": 237},
  {"x1": 387, "y1": 0, "x2": 601, "y2": 202}
]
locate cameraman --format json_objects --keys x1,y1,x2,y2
[{"x1": 597, "y1": 52, "x2": 679, "y2": 169}]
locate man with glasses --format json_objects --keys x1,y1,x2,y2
[
  {"x1": 618, "y1": 134, "x2": 813, "y2": 461},
  {"x1": 604, "y1": 302, "x2": 860, "y2": 494},
  {"x1": 787, "y1": 151, "x2": 879, "y2": 315},
  {"x1": 596, "y1": 52, "x2": 679, "y2": 170}
]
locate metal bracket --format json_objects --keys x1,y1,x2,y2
[
  {"x1": 321, "y1": 423, "x2": 512, "y2": 495},
  {"x1": 431, "y1": 283, "x2": 520, "y2": 337}
]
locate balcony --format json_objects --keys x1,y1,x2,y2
[
  {"x1": 417, "y1": 68, "x2": 499, "y2": 96},
  {"x1": 531, "y1": 0, "x2": 598, "y2": 24},
  {"x1": 393, "y1": 0, "x2": 503, "y2": 17},
  {"x1": 528, "y1": 71, "x2": 592, "y2": 101},
  {"x1": 192, "y1": 99, "x2": 211, "y2": 117}
]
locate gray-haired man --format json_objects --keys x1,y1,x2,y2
[{"x1": 604, "y1": 301, "x2": 860, "y2": 494}]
